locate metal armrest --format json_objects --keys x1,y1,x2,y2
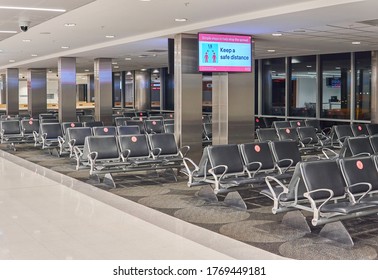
[
  {"x1": 208, "y1": 165, "x2": 228, "y2": 183},
  {"x1": 304, "y1": 188, "x2": 334, "y2": 216},
  {"x1": 276, "y1": 158, "x2": 294, "y2": 174},
  {"x1": 300, "y1": 137, "x2": 313, "y2": 145},
  {"x1": 121, "y1": 149, "x2": 131, "y2": 162},
  {"x1": 322, "y1": 147, "x2": 338, "y2": 159},
  {"x1": 351, "y1": 152, "x2": 371, "y2": 157},
  {"x1": 245, "y1": 161, "x2": 262, "y2": 178},
  {"x1": 346, "y1": 182, "x2": 372, "y2": 203},
  {"x1": 151, "y1": 147, "x2": 162, "y2": 158},
  {"x1": 182, "y1": 157, "x2": 200, "y2": 175},
  {"x1": 179, "y1": 145, "x2": 190, "y2": 157},
  {"x1": 264, "y1": 175, "x2": 289, "y2": 200}
]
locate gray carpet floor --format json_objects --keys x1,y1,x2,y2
[{"x1": 2, "y1": 143, "x2": 378, "y2": 260}]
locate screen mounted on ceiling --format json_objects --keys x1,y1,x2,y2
[{"x1": 198, "y1": 33, "x2": 252, "y2": 72}]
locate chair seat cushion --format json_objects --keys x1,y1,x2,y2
[{"x1": 321, "y1": 201, "x2": 377, "y2": 214}]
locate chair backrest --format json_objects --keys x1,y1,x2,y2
[
  {"x1": 346, "y1": 136, "x2": 374, "y2": 157},
  {"x1": 277, "y1": 127, "x2": 299, "y2": 142},
  {"x1": 334, "y1": 125, "x2": 354, "y2": 141},
  {"x1": 78, "y1": 115, "x2": 95, "y2": 123},
  {"x1": 273, "y1": 121, "x2": 291, "y2": 129},
  {"x1": 83, "y1": 135, "x2": 120, "y2": 161},
  {"x1": 61, "y1": 122, "x2": 83, "y2": 135},
  {"x1": 66, "y1": 127, "x2": 93, "y2": 146},
  {"x1": 305, "y1": 119, "x2": 322, "y2": 132},
  {"x1": 148, "y1": 133, "x2": 179, "y2": 156},
  {"x1": 369, "y1": 135, "x2": 378, "y2": 154},
  {"x1": 114, "y1": 117, "x2": 131, "y2": 127},
  {"x1": 40, "y1": 119, "x2": 59, "y2": 124},
  {"x1": 351, "y1": 124, "x2": 369, "y2": 137},
  {"x1": 148, "y1": 115, "x2": 164, "y2": 120},
  {"x1": 239, "y1": 142, "x2": 275, "y2": 171},
  {"x1": 255, "y1": 117, "x2": 266, "y2": 129},
  {"x1": 164, "y1": 119, "x2": 174, "y2": 125},
  {"x1": 118, "y1": 134, "x2": 151, "y2": 159},
  {"x1": 207, "y1": 144, "x2": 245, "y2": 175},
  {"x1": 40, "y1": 123, "x2": 63, "y2": 139},
  {"x1": 21, "y1": 119, "x2": 40, "y2": 134},
  {"x1": 144, "y1": 119, "x2": 164, "y2": 134},
  {"x1": 203, "y1": 123, "x2": 212, "y2": 139},
  {"x1": 0, "y1": 120, "x2": 21, "y2": 134},
  {"x1": 135, "y1": 111, "x2": 148, "y2": 117},
  {"x1": 270, "y1": 140, "x2": 301, "y2": 168},
  {"x1": 256, "y1": 128, "x2": 279, "y2": 142},
  {"x1": 39, "y1": 114, "x2": 56, "y2": 120},
  {"x1": 125, "y1": 120, "x2": 145, "y2": 134},
  {"x1": 123, "y1": 111, "x2": 136, "y2": 118},
  {"x1": 202, "y1": 115, "x2": 211, "y2": 123},
  {"x1": 163, "y1": 113, "x2": 174, "y2": 119},
  {"x1": 83, "y1": 121, "x2": 104, "y2": 128},
  {"x1": 290, "y1": 120, "x2": 306, "y2": 128},
  {"x1": 92, "y1": 126, "x2": 117, "y2": 136},
  {"x1": 117, "y1": 125, "x2": 141, "y2": 135},
  {"x1": 339, "y1": 156, "x2": 378, "y2": 194},
  {"x1": 297, "y1": 126, "x2": 319, "y2": 144},
  {"x1": 366, "y1": 124, "x2": 378, "y2": 136},
  {"x1": 300, "y1": 160, "x2": 346, "y2": 200}
]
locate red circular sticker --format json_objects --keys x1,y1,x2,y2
[
  {"x1": 104, "y1": 127, "x2": 109, "y2": 133},
  {"x1": 286, "y1": 128, "x2": 290, "y2": 134},
  {"x1": 256, "y1": 118, "x2": 260, "y2": 123},
  {"x1": 29, "y1": 120, "x2": 33, "y2": 125},
  {"x1": 131, "y1": 136, "x2": 137, "y2": 143},
  {"x1": 170, "y1": 114, "x2": 173, "y2": 118},
  {"x1": 152, "y1": 121, "x2": 156, "y2": 125},
  {"x1": 358, "y1": 125, "x2": 362, "y2": 131},
  {"x1": 139, "y1": 112, "x2": 143, "y2": 116},
  {"x1": 254, "y1": 145, "x2": 261, "y2": 153},
  {"x1": 297, "y1": 122, "x2": 301, "y2": 126},
  {"x1": 70, "y1": 123, "x2": 75, "y2": 127},
  {"x1": 356, "y1": 161, "x2": 364, "y2": 170}
]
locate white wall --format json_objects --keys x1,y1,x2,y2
[{"x1": 19, "y1": 78, "x2": 59, "y2": 104}]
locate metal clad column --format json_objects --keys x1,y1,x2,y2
[
  {"x1": 6, "y1": 69, "x2": 19, "y2": 115},
  {"x1": 28, "y1": 69, "x2": 47, "y2": 118},
  {"x1": 174, "y1": 34, "x2": 202, "y2": 162},
  {"x1": 94, "y1": 58, "x2": 112, "y2": 125},
  {"x1": 371, "y1": 51, "x2": 378, "y2": 123},
  {"x1": 212, "y1": 72, "x2": 254, "y2": 144},
  {"x1": 0, "y1": 74, "x2": 6, "y2": 104},
  {"x1": 58, "y1": 57, "x2": 77, "y2": 122},
  {"x1": 134, "y1": 70, "x2": 151, "y2": 111}
]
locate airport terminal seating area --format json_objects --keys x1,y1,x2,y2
[{"x1": 2, "y1": 111, "x2": 378, "y2": 259}]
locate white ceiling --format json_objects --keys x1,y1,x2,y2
[{"x1": 1, "y1": 0, "x2": 378, "y2": 75}]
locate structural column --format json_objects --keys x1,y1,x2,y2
[
  {"x1": 94, "y1": 58, "x2": 112, "y2": 125},
  {"x1": 6, "y1": 68, "x2": 19, "y2": 116},
  {"x1": 174, "y1": 34, "x2": 203, "y2": 162},
  {"x1": 371, "y1": 51, "x2": 378, "y2": 123},
  {"x1": 134, "y1": 70, "x2": 151, "y2": 111},
  {"x1": 28, "y1": 69, "x2": 47, "y2": 118},
  {"x1": 212, "y1": 72, "x2": 254, "y2": 145},
  {"x1": 58, "y1": 57, "x2": 77, "y2": 122}
]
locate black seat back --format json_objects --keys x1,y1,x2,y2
[
  {"x1": 118, "y1": 134, "x2": 150, "y2": 158},
  {"x1": 239, "y1": 142, "x2": 275, "y2": 171},
  {"x1": 207, "y1": 144, "x2": 244, "y2": 175},
  {"x1": 114, "y1": 117, "x2": 131, "y2": 127},
  {"x1": 334, "y1": 125, "x2": 354, "y2": 143},
  {"x1": 66, "y1": 127, "x2": 92, "y2": 146},
  {"x1": 92, "y1": 126, "x2": 116, "y2": 136},
  {"x1": 40, "y1": 123, "x2": 62, "y2": 139},
  {"x1": 144, "y1": 120, "x2": 164, "y2": 134},
  {"x1": 290, "y1": 120, "x2": 306, "y2": 128},
  {"x1": 351, "y1": 124, "x2": 369, "y2": 137},
  {"x1": 84, "y1": 136, "x2": 120, "y2": 160},
  {"x1": 78, "y1": 115, "x2": 95, "y2": 123},
  {"x1": 84, "y1": 121, "x2": 104, "y2": 128},
  {"x1": 270, "y1": 140, "x2": 301, "y2": 168},
  {"x1": 339, "y1": 156, "x2": 378, "y2": 193},
  {"x1": 273, "y1": 121, "x2": 291, "y2": 129},
  {"x1": 300, "y1": 160, "x2": 346, "y2": 200},
  {"x1": 369, "y1": 135, "x2": 378, "y2": 153},
  {"x1": 164, "y1": 124, "x2": 174, "y2": 134},
  {"x1": 256, "y1": 128, "x2": 279, "y2": 142},
  {"x1": 61, "y1": 122, "x2": 83, "y2": 135},
  {"x1": 125, "y1": 120, "x2": 145, "y2": 134},
  {"x1": 255, "y1": 117, "x2": 266, "y2": 129},
  {"x1": 366, "y1": 124, "x2": 378, "y2": 136},
  {"x1": 346, "y1": 137, "x2": 374, "y2": 157},
  {"x1": 0, "y1": 120, "x2": 21, "y2": 134},
  {"x1": 21, "y1": 119, "x2": 40, "y2": 134},
  {"x1": 203, "y1": 123, "x2": 212, "y2": 139},
  {"x1": 117, "y1": 125, "x2": 141, "y2": 135},
  {"x1": 148, "y1": 133, "x2": 178, "y2": 156},
  {"x1": 305, "y1": 119, "x2": 322, "y2": 132},
  {"x1": 277, "y1": 128, "x2": 299, "y2": 142},
  {"x1": 297, "y1": 126, "x2": 319, "y2": 144}
]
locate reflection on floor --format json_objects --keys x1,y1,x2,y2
[{"x1": 2, "y1": 143, "x2": 378, "y2": 260}]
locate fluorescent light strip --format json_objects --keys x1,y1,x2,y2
[
  {"x1": 0, "y1": 31, "x2": 17, "y2": 33},
  {"x1": 0, "y1": 6, "x2": 66, "y2": 12}
]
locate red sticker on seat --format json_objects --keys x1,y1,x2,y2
[
  {"x1": 70, "y1": 123, "x2": 75, "y2": 127},
  {"x1": 170, "y1": 114, "x2": 173, "y2": 118},
  {"x1": 29, "y1": 120, "x2": 33, "y2": 125},
  {"x1": 139, "y1": 112, "x2": 143, "y2": 116},
  {"x1": 254, "y1": 145, "x2": 261, "y2": 152},
  {"x1": 104, "y1": 127, "x2": 109, "y2": 133},
  {"x1": 131, "y1": 136, "x2": 137, "y2": 143},
  {"x1": 152, "y1": 121, "x2": 156, "y2": 125},
  {"x1": 356, "y1": 160, "x2": 364, "y2": 170},
  {"x1": 286, "y1": 128, "x2": 290, "y2": 134},
  {"x1": 358, "y1": 125, "x2": 362, "y2": 131},
  {"x1": 256, "y1": 118, "x2": 260, "y2": 123},
  {"x1": 297, "y1": 122, "x2": 301, "y2": 126}
]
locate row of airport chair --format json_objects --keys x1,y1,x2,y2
[
  {"x1": 340, "y1": 135, "x2": 378, "y2": 158},
  {"x1": 182, "y1": 140, "x2": 321, "y2": 209},
  {"x1": 331, "y1": 124, "x2": 378, "y2": 147},
  {"x1": 74, "y1": 133, "x2": 189, "y2": 187},
  {"x1": 262, "y1": 155, "x2": 378, "y2": 246}
]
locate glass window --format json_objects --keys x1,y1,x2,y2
[
  {"x1": 289, "y1": 55, "x2": 316, "y2": 118},
  {"x1": 321, "y1": 53, "x2": 351, "y2": 119},
  {"x1": 125, "y1": 71, "x2": 134, "y2": 108},
  {"x1": 151, "y1": 69, "x2": 161, "y2": 109},
  {"x1": 355, "y1": 52, "x2": 371, "y2": 121},
  {"x1": 262, "y1": 58, "x2": 286, "y2": 116}
]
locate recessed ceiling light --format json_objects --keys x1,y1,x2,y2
[
  {"x1": 40, "y1": 32, "x2": 51, "y2": 35},
  {"x1": 114, "y1": 66, "x2": 119, "y2": 69},
  {"x1": 175, "y1": 18, "x2": 187, "y2": 22},
  {"x1": 61, "y1": 46, "x2": 69, "y2": 49},
  {"x1": 139, "y1": 54, "x2": 148, "y2": 58},
  {"x1": 64, "y1": 23, "x2": 76, "y2": 27},
  {"x1": 141, "y1": 69, "x2": 147, "y2": 71},
  {"x1": 84, "y1": 69, "x2": 90, "y2": 72},
  {"x1": 0, "y1": 6, "x2": 66, "y2": 12},
  {"x1": 126, "y1": 71, "x2": 132, "y2": 75},
  {"x1": 139, "y1": 0, "x2": 151, "y2": 2},
  {"x1": 267, "y1": 49, "x2": 276, "y2": 52},
  {"x1": 112, "y1": 62, "x2": 118, "y2": 65},
  {"x1": 0, "y1": 30, "x2": 17, "y2": 33},
  {"x1": 105, "y1": 35, "x2": 115, "y2": 38},
  {"x1": 31, "y1": 54, "x2": 38, "y2": 57},
  {"x1": 272, "y1": 33, "x2": 282, "y2": 36},
  {"x1": 125, "y1": 57, "x2": 132, "y2": 60},
  {"x1": 9, "y1": 59, "x2": 15, "y2": 63},
  {"x1": 306, "y1": 65, "x2": 312, "y2": 68},
  {"x1": 352, "y1": 41, "x2": 361, "y2": 45},
  {"x1": 22, "y1": 39, "x2": 31, "y2": 42}
]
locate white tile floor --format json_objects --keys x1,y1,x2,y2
[{"x1": 0, "y1": 151, "x2": 285, "y2": 260}]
